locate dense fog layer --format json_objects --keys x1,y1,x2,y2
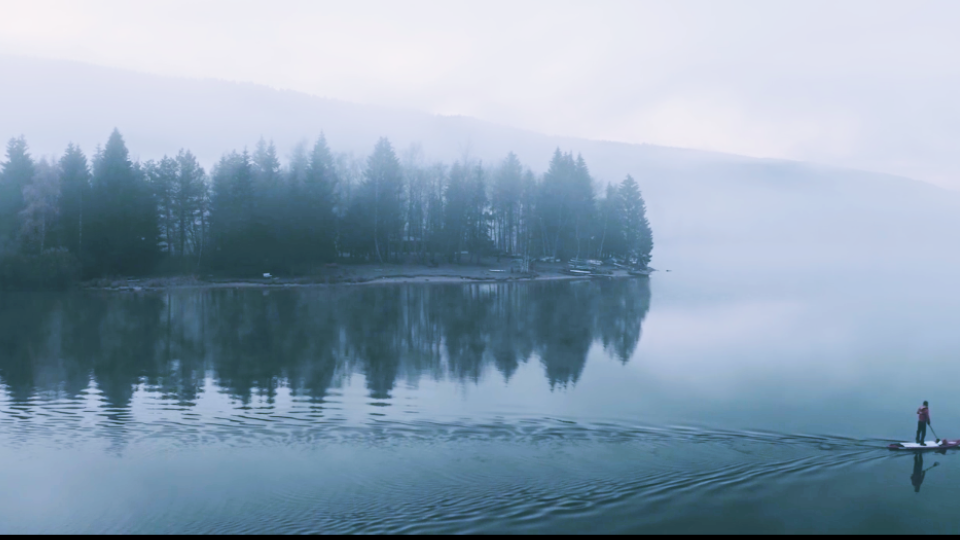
[{"x1": 2, "y1": 55, "x2": 960, "y2": 269}]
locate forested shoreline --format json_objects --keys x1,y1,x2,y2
[{"x1": 0, "y1": 129, "x2": 653, "y2": 290}]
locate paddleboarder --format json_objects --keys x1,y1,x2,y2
[{"x1": 916, "y1": 401, "x2": 932, "y2": 445}]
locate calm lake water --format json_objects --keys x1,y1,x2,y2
[{"x1": 3, "y1": 247, "x2": 960, "y2": 534}]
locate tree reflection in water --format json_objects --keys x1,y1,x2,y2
[{"x1": 0, "y1": 279, "x2": 650, "y2": 412}]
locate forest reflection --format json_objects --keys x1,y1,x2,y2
[{"x1": 0, "y1": 279, "x2": 650, "y2": 410}]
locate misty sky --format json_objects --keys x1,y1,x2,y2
[{"x1": 2, "y1": 0, "x2": 959, "y2": 189}]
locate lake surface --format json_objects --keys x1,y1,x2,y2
[{"x1": 3, "y1": 247, "x2": 960, "y2": 534}]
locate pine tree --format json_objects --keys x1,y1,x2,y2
[
  {"x1": 0, "y1": 136, "x2": 35, "y2": 253},
  {"x1": 570, "y1": 154, "x2": 596, "y2": 260},
  {"x1": 174, "y1": 150, "x2": 204, "y2": 260},
  {"x1": 88, "y1": 129, "x2": 161, "y2": 276},
  {"x1": 342, "y1": 195, "x2": 373, "y2": 261},
  {"x1": 302, "y1": 134, "x2": 338, "y2": 263},
  {"x1": 537, "y1": 149, "x2": 583, "y2": 260},
  {"x1": 208, "y1": 153, "x2": 234, "y2": 270},
  {"x1": 147, "y1": 156, "x2": 178, "y2": 256},
  {"x1": 465, "y1": 163, "x2": 491, "y2": 263},
  {"x1": 424, "y1": 163, "x2": 446, "y2": 264},
  {"x1": 19, "y1": 157, "x2": 61, "y2": 254},
  {"x1": 362, "y1": 138, "x2": 404, "y2": 263},
  {"x1": 402, "y1": 144, "x2": 428, "y2": 264},
  {"x1": 618, "y1": 175, "x2": 653, "y2": 268},
  {"x1": 443, "y1": 161, "x2": 470, "y2": 263},
  {"x1": 597, "y1": 183, "x2": 625, "y2": 261},
  {"x1": 209, "y1": 150, "x2": 255, "y2": 272},
  {"x1": 58, "y1": 144, "x2": 91, "y2": 260},
  {"x1": 492, "y1": 153, "x2": 523, "y2": 255},
  {"x1": 333, "y1": 152, "x2": 364, "y2": 258},
  {"x1": 287, "y1": 141, "x2": 310, "y2": 187},
  {"x1": 517, "y1": 169, "x2": 538, "y2": 268},
  {"x1": 284, "y1": 141, "x2": 310, "y2": 266},
  {"x1": 252, "y1": 139, "x2": 283, "y2": 271},
  {"x1": 193, "y1": 174, "x2": 210, "y2": 269}
]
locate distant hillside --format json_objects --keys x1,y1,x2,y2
[{"x1": 3, "y1": 55, "x2": 960, "y2": 257}]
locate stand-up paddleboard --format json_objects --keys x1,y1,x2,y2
[{"x1": 889, "y1": 440, "x2": 960, "y2": 450}]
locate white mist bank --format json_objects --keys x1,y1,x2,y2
[{"x1": 2, "y1": 55, "x2": 960, "y2": 263}]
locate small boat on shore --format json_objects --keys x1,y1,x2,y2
[{"x1": 563, "y1": 258, "x2": 605, "y2": 276}]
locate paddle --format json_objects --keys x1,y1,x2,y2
[{"x1": 929, "y1": 424, "x2": 940, "y2": 444}]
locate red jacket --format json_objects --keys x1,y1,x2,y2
[{"x1": 918, "y1": 407, "x2": 931, "y2": 423}]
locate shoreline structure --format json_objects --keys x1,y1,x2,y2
[{"x1": 82, "y1": 260, "x2": 654, "y2": 292}]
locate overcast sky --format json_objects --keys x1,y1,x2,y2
[{"x1": 2, "y1": 0, "x2": 959, "y2": 188}]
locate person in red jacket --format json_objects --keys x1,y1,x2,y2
[{"x1": 916, "y1": 401, "x2": 932, "y2": 445}]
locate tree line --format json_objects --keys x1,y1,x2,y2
[{"x1": 0, "y1": 129, "x2": 653, "y2": 286}]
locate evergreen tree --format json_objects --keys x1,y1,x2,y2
[
  {"x1": 301, "y1": 134, "x2": 338, "y2": 263},
  {"x1": 424, "y1": 163, "x2": 446, "y2": 263},
  {"x1": 464, "y1": 163, "x2": 491, "y2": 263},
  {"x1": 342, "y1": 195, "x2": 373, "y2": 261},
  {"x1": 492, "y1": 153, "x2": 523, "y2": 255},
  {"x1": 146, "y1": 156, "x2": 178, "y2": 255},
  {"x1": 443, "y1": 161, "x2": 470, "y2": 263},
  {"x1": 517, "y1": 169, "x2": 539, "y2": 266},
  {"x1": 19, "y1": 157, "x2": 61, "y2": 254},
  {"x1": 618, "y1": 175, "x2": 653, "y2": 268},
  {"x1": 282, "y1": 141, "x2": 309, "y2": 266},
  {"x1": 534, "y1": 150, "x2": 597, "y2": 261},
  {"x1": 252, "y1": 139, "x2": 284, "y2": 271},
  {"x1": 570, "y1": 155, "x2": 596, "y2": 260},
  {"x1": 597, "y1": 183, "x2": 625, "y2": 261},
  {"x1": 361, "y1": 138, "x2": 404, "y2": 263},
  {"x1": 333, "y1": 152, "x2": 364, "y2": 257},
  {"x1": 538, "y1": 149, "x2": 575, "y2": 260},
  {"x1": 402, "y1": 145, "x2": 428, "y2": 264},
  {"x1": 0, "y1": 136, "x2": 35, "y2": 253},
  {"x1": 287, "y1": 141, "x2": 310, "y2": 187},
  {"x1": 174, "y1": 150, "x2": 204, "y2": 260},
  {"x1": 193, "y1": 174, "x2": 211, "y2": 269},
  {"x1": 88, "y1": 129, "x2": 161, "y2": 275},
  {"x1": 58, "y1": 144, "x2": 91, "y2": 260},
  {"x1": 209, "y1": 150, "x2": 256, "y2": 272},
  {"x1": 208, "y1": 153, "x2": 234, "y2": 270}
]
